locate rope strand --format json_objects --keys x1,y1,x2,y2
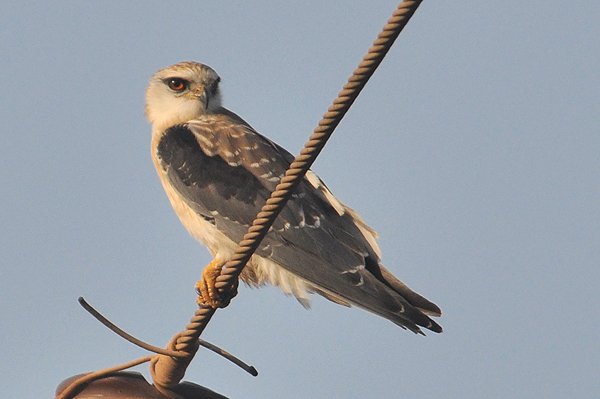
[
  {"x1": 160, "y1": 0, "x2": 423, "y2": 374},
  {"x1": 217, "y1": 0, "x2": 422, "y2": 290}
]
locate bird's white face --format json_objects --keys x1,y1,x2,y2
[{"x1": 145, "y1": 61, "x2": 222, "y2": 133}]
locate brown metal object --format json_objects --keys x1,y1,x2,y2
[{"x1": 56, "y1": 372, "x2": 228, "y2": 399}]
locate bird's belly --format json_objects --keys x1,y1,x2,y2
[{"x1": 164, "y1": 184, "x2": 235, "y2": 258}]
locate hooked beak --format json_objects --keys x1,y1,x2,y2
[{"x1": 189, "y1": 87, "x2": 210, "y2": 110}]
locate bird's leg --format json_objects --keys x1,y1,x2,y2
[{"x1": 196, "y1": 259, "x2": 238, "y2": 309}]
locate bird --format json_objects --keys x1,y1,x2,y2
[{"x1": 146, "y1": 61, "x2": 442, "y2": 334}]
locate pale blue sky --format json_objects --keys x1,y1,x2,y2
[{"x1": 1, "y1": 1, "x2": 598, "y2": 398}]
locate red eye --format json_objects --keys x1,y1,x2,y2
[{"x1": 167, "y1": 78, "x2": 187, "y2": 92}]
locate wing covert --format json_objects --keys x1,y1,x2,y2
[{"x1": 156, "y1": 115, "x2": 440, "y2": 333}]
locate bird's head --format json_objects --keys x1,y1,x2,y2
[{"x1": 145, "y1": 61, "x2": 222, "y2": 132}]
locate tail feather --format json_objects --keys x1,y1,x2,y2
[
  {"x1": 386, "y1": 293, "x2": 442, "y2": 334},
  {"x1": 378, "y1": 264, "x2": 442, "y2": 317}
]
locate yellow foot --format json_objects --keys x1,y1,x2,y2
[{"x1": 196, "y1": 259, "x2": 238, "y2": 309}]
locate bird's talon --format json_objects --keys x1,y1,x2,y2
[
  {"x1": 196, "y1": 259, "x2": 238, "y2": 309},
  {"x1": 196, "y1": 259, "x2": 222, "y2": 308}
]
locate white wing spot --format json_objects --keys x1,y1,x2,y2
[
  {"x1": 196, "y1": 135, "x2": 214, "y2": 148},
  {"x1": 341, "y1": 265, "x2": 366, "y2": 287},
  {"x1": 312, "y1": 215, "x2": 321, "y2": 228},
  {"x1": 298, "y1": 205, "x2": 306, "y2": 228}
]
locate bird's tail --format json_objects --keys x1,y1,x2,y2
[
  {"x1": 378, "y1": 264, "x2": 442, "y2": 317},
  {"x1": 365, "y1": 262, "x2": 442, "y2": 334}
]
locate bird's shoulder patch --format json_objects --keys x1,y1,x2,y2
[{"x1": 156, "y1": 124, "x2": 268, "y2": 227}]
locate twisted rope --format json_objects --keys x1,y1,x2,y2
[
  {"x1": 151, "y1": 0, "x2": 423, "y2": 392},
  {"x1": 216, "y1": 0, "x2": 422, "y2": 290}
]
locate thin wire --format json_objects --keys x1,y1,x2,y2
[
  {"x1": 198, "y1": 339, "x2": 258, "y2": 376},
  {"x1": 78, "y1": 297, "x2": 257, "y2": 375},
  {"x1": 78, "y1": 297, "x2": 188, "y2": 358}
]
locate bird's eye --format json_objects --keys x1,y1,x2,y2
[{"x1": 166, "y1": 78, "x2": 188, "y2": 92}]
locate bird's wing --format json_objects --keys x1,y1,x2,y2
[{"x1": 156, "y1": 110, "x2": 440, "y2": 333}]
